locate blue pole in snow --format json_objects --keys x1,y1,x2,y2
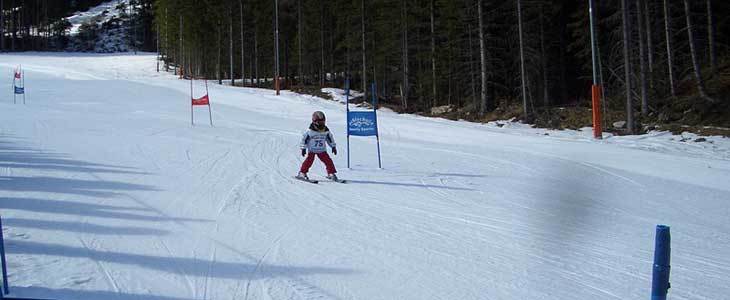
[
  {"x1": 651, "y1": 225, "x2": 671, "y2": 300},
  {"x1": 372, "y1": 83, "x2": 382, "y2": 169},
  {"x1": 346, "y1": 79, "x2": 351, "y2": 169},
  {"x1": 12, "y1": 71, "x2": 16, "y2": 105},
  {"x1": 22, "y1": 70, "x2": 25, "y2": 105},
  {"x1": 0, "y1": 215, "x2": 9, "y2": 295}
]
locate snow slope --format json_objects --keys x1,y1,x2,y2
[{"x1": 1, "y1": 52, "x2": 729, "y2": 300}]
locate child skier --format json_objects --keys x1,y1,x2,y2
[{"x1": 297, "y1": 111, "x2": 340, "y2": 182}]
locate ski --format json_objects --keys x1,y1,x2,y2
[
  {"x1": 325, "y1": 176, "x2": 347, "y2": 183},
  {"x1": 294, "y1": 176, "x2": 318, "y2": 184}
]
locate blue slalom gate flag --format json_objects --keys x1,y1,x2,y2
[
  {"x1": 346, "y1": 80, "x2": 382, "y2": 169},
  {"x1": 348, "y1": 111, "x2": 378, "y2": 136},
  {"x1": 14, "y1": 86, "x2": 24, "y2": 95}
]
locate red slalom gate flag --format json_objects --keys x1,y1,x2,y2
[
  {"x1": 14, "y1": 71, "x2": 21, "y2": 79},
  {"x1": 192, "y1": 94, "x2": 210, "y2": 106}
]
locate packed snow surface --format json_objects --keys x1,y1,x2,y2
[{"x1": 1, "y1": 52, "x2": 729, "y2": 300}]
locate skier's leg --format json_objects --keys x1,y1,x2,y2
[
  {"x1": 300, "y1": 152, "x2": 316, "y2": 174},
  {"x1": 317, "y1": 152, "x2": 337, "y2": 174}
]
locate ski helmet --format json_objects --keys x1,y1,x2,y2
[{"x1": 312, "y1": 111, "x2": 326, "y2": 122}]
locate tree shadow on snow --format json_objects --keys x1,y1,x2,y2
[
  {"x1": 0, "y1": 176, "x2": 158, "y2": 198},
  {"x1": 3, "y1": 217, "x2": 170, "y2": 236},
  {"x1": 0, "y1": 150, "x2": 146, "y2": 175},
  {"x1": 0, "y1": 197, "x2": 208, "y2": 223},
  {"x1": 0, "y1": 135, "x2": 154, "y2": 198},
  {"x1": 0, "y1": 135, "x2": 209, "y2": 235},
  {"x1": 11, "y1": 286, "x2": 197, "y2": 300},
  {"x1": 0, "y1": 137, "x2": 144, "y2": 175},
  {"x1": 6, "y1": 240, "x2": 356, "y2": 281}
]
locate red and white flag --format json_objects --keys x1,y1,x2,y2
[
  {"x1": 14, "y1": 71, "x2": 21, "y2": 79},
  {"x1": 192, "y1": 94, "x2": 210, "y2": 106}
]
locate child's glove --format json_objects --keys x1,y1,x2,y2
[
  {"x1": 301, "y1": 149, "x2": 306, "y2": 157},
  {"x1": 332, "y1": 147, "x2": 337, "y2": 155}
]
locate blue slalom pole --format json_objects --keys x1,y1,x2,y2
[
  {"x1": 12, "y1": 73, "x2": 16, "y2": 105},
  {"x1": 651, "y1": 225, "x2": 671, "y2": 300},
  {"x1": 0, "y1": 215, "x2": 9, "y2": 295},
  {"x1": 371, "y1": 83, "x2": 382, "y2": 169},
  {"x1": 346, "y1": 78, "x2": 351, "y2": 169}
]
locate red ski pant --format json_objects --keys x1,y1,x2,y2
[{"x1": 300, "y1": 152, "x2": 337, "y2": 174}]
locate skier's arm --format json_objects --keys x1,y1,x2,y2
[
  {"x1": 300, "y1": 131, "x2": 310, "y2": 150},
  {"x1": 326, "y1": 132, "x2": 337, "y2": 149}
]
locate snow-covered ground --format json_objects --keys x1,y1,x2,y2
[{"x1": 1, "y1": 52, "x2": 729, "y2": 300}]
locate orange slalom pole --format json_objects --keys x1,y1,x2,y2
[
  {"x1": 592, "y1": 84, "x2": 603, "y2": 139},
  {"x1": 275, "y1": 77, "x2": 281, "y2": 95}
]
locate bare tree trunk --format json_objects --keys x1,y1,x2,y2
[
  {"x1": 298, "y1": 0, "x2": 302, "y2": 85},
  {"x1": 320, "y1": 1, "x2": 325, "y2": 87},
  {"x1": 539, "y1": 4, "x2": 549, "y2": 107},
  {"x1": 401, "y1": 0, "x2": 409, "y2": 110},
  {"x1": 361, "y1": 0, "x2": 366, "y2": 97},
  {"x1": 129, "y1": 3, "x2": 133, "y2": 53},
  {"x1": 447, "y1": 45, "x2": 452, "y2": 105},
  {"x1": 157, "y1": 22, "x2": 160, "y2": 72},
  {"x1": 622, "y1": 0, "x2": 634, "y2": 133},
  {"x1": 131, "y1": 2, "x2": 137, "y2": 54},
  {"x1": 179, "y1": 15, "x2": 183, "y2": 76},
  {"x1": 229, "y1": 10, "x2": 234, "y2": 86},
  {"x1": 330, "y1": 14, "x2": 334, "y2": 83},
  {"x1": 330, "y1": 12, "x2": 335, "y2": 83},
  {"x1": 663, "y1": 0, "x2": 676, "y2": 97},
  {"x1": 706, "y1": 0, "x2": 716, "y2": 74},
  {"x1": 44, "y1": 0, "x2": 48, "y2": 49},
  {"x1": 281, "y1": 52, "x2": 287, "y2": 85},
  {"x1": 644, "y1": 0, "x2": 654, "y2": 89},
  {"x1": 430, "y1": 0, "x2": 437, "y2": 107},
  {"x1": 164, "y1": 8, "x2": 169, "y2": 71},
  {"x1": 372, "y1": 37, "x2": 376, "y2": 97},
  {"x1": 1, "y1": 0, "x2": 5, "y2": 51},
  {"x1": 517, "y1": 0, "x2": 528, "y2": 119},
  {"x1": 240, "y1": 0, "x2": 245, "y2": 85},
  {"x1": 217, "y1": 23, "x2": 222, "y2": 84},
  {"x1": 683, "y1": 0, "x2": 712, "y2": 102},
  {"x1": 250, "y1": 40, "x2": 254, "y2": 85},
  {"x1": 254, "y1": 29, "x2": 258, "y2": 86},
  {"x1": 11, "y1": 0, "x2": 16, "y2": 51},
  {"x1": 346, "y1": 26, "x2": 350, "y2": 79},
  {"x1": 417, "y1": 21, "x2": 424, "y2": 109},
  {"x1": 559, "y1": 2, "x2": 568, "y2": 103},
  {"x1": 637, "y1": 0, "x2": 648, "y2": 116},
  {"x1": 274, "y1": 0, "x2": 280, "y2": 93},
  {"x1": 478, "y1": 0, "x2": 487, "y2": 115},
  {"x1": 468, "y1": 19, "x2": 476, "y2": 109}
]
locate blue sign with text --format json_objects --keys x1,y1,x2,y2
[
  {"x1": 348, "y1": 111, "x2": 378, "y2": 136},
  {"x1": 14, "y1": 86, "x2": 24, "y2": 95},
  {"x1": 346, "y1": 80, "x2": 382, "y2": 168}
]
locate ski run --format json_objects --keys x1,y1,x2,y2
[{"x1": 0, "y1": 52, "x2": 729, "y2": 300}]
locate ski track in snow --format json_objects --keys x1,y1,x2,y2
[
  {"x1": 77, "y1": 236, "x2": 121, "y2": 294},
  {"x1": 155, "y1": 238, "x2": 196, "y2": 296}
]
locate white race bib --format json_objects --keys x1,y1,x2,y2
[{"x1": 310, "y1": 136, "x2": 327, "y2": 152}]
